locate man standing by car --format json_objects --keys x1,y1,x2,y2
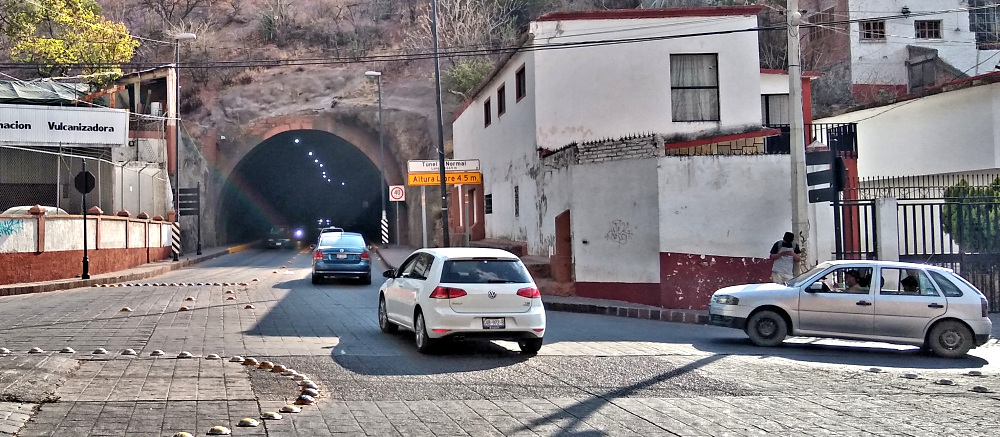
[{"x1": 769, "y1": 232, "x2": 801, "y2": 283}]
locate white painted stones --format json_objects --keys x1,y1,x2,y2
[
  {"x1": 293, "y1": 373, "x2": 309, "y2": 381},
  {"x1": 92, "y1": 348, "x2": 108, "y2": 355},
  {"x1": 150, "y1": 350, "x2": 165, "y2": 357},
  {"x1": 866, "y1": 367, "x2": 883, "y2": 373},
  {"x1": 207, "y1": 425, "x2": 232, "y2": 435},
  {"x1": 301, "y1": 388, "x2": 319, "y2": 397},
  {"x1": 224, "y1": 290, "x2": 235, "y2": 294},
  {"x1": 205, "y1": 354, "x2": 221, "y2": 360},
  {"x1": 121, "y1": 349, "x2": 137, "y2": 356},
  {"x1": 230, "y1": 355, "x2": 244, "y2": 362},
  {"x1": 972, "y1": 385, "x2": 992, "y2": 393},
  {"x1": 294, "y1": 395, "x2": 316, "y2": 405},
  {"x1": 237, "y1": 418, "x2": 260, "y2": 427},
  {"x1": 244, "y1": 304, "x2": 255, "y2": 309},
  {"x1": 279, "y1": 405, "x2": 301, "y2": 413},
  {"x1": 226, "y1": 297, "x2": 236, "y2": 301},
  {"x1": 300, "y1": 381, "x2": 318, "y2": 389},
  {"x1": 935, "y1": 379, "x2": 955, "y2": 386},
  {"x1": 252, "y1": 278, "x2": 259, "y2": 282},
  {"x1": 258, "y1": 361, "x2": 274, "y2": 370},
  {"x1": 902, "y1": 373, "x2": 919, "y2": 379},
  {"x1": 179, "y1": 306, "x2": 191, "y2": 311},
  {"x1": 243, "y1": 357, "x2": 260, "y2": 366},
  {"x1": 281, "y1": 369, "x2": 298, "y2": 377},
  {"x1": 173, "y1": 432, "x2": 194, "y2": 437},
  {"x1": 184, "y1": 296, "x2": 196, "y2": 301},
  {"x1": 120, "y1": 307, "x2": 133, "y2": 312},
  {"x1": 968, "y1": 370, "x2": 983, "y2": 377},
  {"x1": 60, "y1": 347, "x2": 75, "y2": 354},
  {"x1": 0, "y1": 348, "x2": 11, "y2": 354},
  {"x1": 28, "y1": 347, "x2": 44, "y2": 354},
  {"x1": 261, "y1": 412, "x2": 282, "y2": 420},
  {"x1": 271, "y1": 364, "x2": 287, "y2": 373},
  {"x1": 177, "y1": 351, "x2": 194, "y2": 359}
]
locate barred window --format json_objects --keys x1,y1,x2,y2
[
  {"x1": 915, "y1": 20, "x2": 942, "y2": 39},
  {"x1": 860, "y1": 20, "x2": 886, "y2": 41}
]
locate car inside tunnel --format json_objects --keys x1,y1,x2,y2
[{"x1": 218, "y1": 129, "x2": 387, "y2": 246}]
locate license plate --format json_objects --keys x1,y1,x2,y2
[
  {"x1": 275, "y1": 242, "x2": 281, "y2": 246},
  {"x1": 336, "y1": 253, "x2": 348, "y2": 259},
  {"x1": 482, "y1": 317, "x2": 505, "y2": 329}
]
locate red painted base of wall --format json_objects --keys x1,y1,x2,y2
[
  {"x1": 0, "y1": 247, "x2": 171, "y2": 285},
  {"x1": 659, "y1": 252, "x2": 771, "y2": 310},
  {"x1": 575, "y1": 281, "x2": 661, "y2": 307}
]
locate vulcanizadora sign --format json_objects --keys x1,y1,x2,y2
[{"x1": 0, "y1": 103, "x2": 129, "y2": 147}]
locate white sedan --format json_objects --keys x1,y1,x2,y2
[{"x1": 378, "y1": 247, "x2": 546, "y2": 354}]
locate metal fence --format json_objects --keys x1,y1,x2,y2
[{"x1": 0, "y1": 145, "x2": 171, "y2": 217}]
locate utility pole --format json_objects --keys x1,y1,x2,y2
[
  {"x1": 431, "y1": 0, "x2": 450, "y2": 247},
  {"x1": 787, "y1": 0, "x2": 811, "y2": 273}
]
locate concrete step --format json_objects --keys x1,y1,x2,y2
[
  {"x1": 468, "y1": 238, "x2": 528, "y2": 257},
  {"x1": 521, "y1": 255, "x2": 551, "y2": 279},
  {"x1": 536, "y1": 278, "x2": 575, "y2": 297}
]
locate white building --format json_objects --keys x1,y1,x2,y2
[
  {"x1": 801, "y1": 0, "x2": 1000, "y2": 104},
  {"x1": 453, "y1": 7, "x2": 834, "y2": 309}
]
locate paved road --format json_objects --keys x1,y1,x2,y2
[{"x1": 1, "y1": 249, "x2": 1000, "y2": 436}]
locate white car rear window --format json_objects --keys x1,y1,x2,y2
[{"x1": 441, "y1": 260, "x2": 531, "y2": 284}]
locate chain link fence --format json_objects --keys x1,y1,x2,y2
[{"x1": 0, "y1": 145, "x2": 172, "y2": 217}]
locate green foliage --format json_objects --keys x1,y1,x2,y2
[
  {"x1": 445, "y1": 57, "x2": 495, "y2": 99},
  {"x1": 0, "y1": 0, "x2": 139, "y2": 84},
  {"x1": 942, "y1": 178, "x2": 1000, "y2": 253}
]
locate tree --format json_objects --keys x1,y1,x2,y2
[
  {"x1": 0, "y1": 0, "x2": 140, "y2": 84},
  {"x1": 942, "y1": 178, "x2": 1000, "y2": 253}
]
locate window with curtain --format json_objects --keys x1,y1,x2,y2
[
  {"x1": 670, "y1": 54, "x2": 720, "y2": 122},
  {"x1": 761, "y1": 94, "x2": 789, "y2": 125}
]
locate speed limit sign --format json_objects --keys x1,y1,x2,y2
[{"x1": 389, "y1": 185, "x2": 405, "y2": 202}]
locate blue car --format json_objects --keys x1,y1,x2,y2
[{"x1": 312, "y1": 232, "x2": 371, "y2": 284}]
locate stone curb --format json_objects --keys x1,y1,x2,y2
[
  {"x1": 0, "y1": 241, "x2": 258, "y2": 297},
  {"x1": 372, "y1": 246, "x2": 710, "y2": 327}
]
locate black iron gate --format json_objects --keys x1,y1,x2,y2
[{"x1": 837, "y1": 175, "x2": 1000, "y2": 312}]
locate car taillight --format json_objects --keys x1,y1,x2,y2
[
  {"x1": 517, "y1": 287, "x2": 541, "y2": 298},
  {"x1": 983, "y1": 298, "x2": 989, "y2": 317},
  {"x1": 313, "y1": 250, "x2": 322, "y2": 261},
  {"x1": 360, "y1": 251, "x2": 370, "y2": 260},
  {"x1": 429, "y1": 286, "x2": 467, "y2": 299}
]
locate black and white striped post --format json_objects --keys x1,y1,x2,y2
[
  {"x1": 171, "y1": 221, "x2": 181, "y2": 261},
  {"x1": 381, "y1": 211, "x2": 389, "y2": 245}
]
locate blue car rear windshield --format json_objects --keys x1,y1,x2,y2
[
  {"x1": 440, "y1": 260, "x2": 531, "y2": 284},
  {"x1": 319, "y1": 233, "x2": 365, "y2": 247}
]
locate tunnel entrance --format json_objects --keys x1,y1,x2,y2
[{"x1": 218, "y1": 129, "x2": 389, "y2": 245}]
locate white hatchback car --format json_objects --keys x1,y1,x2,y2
[
  {"x1": 378, "y1": 248, "x2": 546, "y2": 354},
  {"x1": 709, "y1": 260, "x2": 992, "y2": 358}
]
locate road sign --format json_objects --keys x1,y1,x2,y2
[
  {"x1": 407, "y1": 159, "x2": 481, "y2": 173},
  {"x1": 389, "y1": 185, "x2": 406, "y2": 202},
  {"x1": 407, "y1": 171, "x2": 482, "y2": 186},
  {"x1": 178, "y1": 187, "x2": 200, "y2": 215},
  {"x1": 74, "y1": 171, "x2": 95, "y2": 194}
]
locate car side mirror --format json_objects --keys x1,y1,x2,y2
[
  {"x1": 383, "y1": 269, "x2": 395, "y2": 278},
  {"x1": 806, "y1": 282, "x2": 824, "y2": 293}
]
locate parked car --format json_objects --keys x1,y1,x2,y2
[
  {"x1": 1, "y1": 205, "x2": 68, "y2": 215},
  {"x1": 708, "y1": 260, "x2": 992, "y2": 358},
  {"x1": 378, "y1": 247, "x2": 546, "y2": 354},
  {"x1": 264, "y1": 226, "x2": 294, "y2": 249},
  {"x1": 312, "y1": 232, "x2": 371, "y2": 284}
]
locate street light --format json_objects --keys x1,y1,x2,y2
[
  {"x1": 171, "y1": 32, "x2": 196, "y2": 261},
  {"x1": 365, "y1": 70, "x2": 388, "y2": 246}
]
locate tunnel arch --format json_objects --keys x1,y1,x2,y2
[{"x1": 212, "y1": 115, "x2": 408, "y2": 245}]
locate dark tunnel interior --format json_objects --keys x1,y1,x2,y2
[{"x1": 218, "y1": 130, "x2": 388, "y2": 245}]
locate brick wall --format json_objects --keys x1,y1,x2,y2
[
  {"x1": 541, "y1": 133, "x2": 663, "y2": 169},
  {"x1": 0, "y1": 247, "x2": 171, "y2": 285}
]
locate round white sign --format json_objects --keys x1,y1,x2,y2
[{"x1": 389, "y1": 185, "x2": 405, "y2": 202}]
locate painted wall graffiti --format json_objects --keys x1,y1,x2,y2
[
  {"x1": 0, "y1": 218, "x2": 26, "y2": 248},
  {"x1": 604, "y1": 219, "x2": 634, "y2": 247}
]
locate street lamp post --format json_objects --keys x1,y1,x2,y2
[
  {"x1": 430, "y1": 0, "x2": 450, "y2": 247},
  {"x1": 365, "y1": 70, "x2": 388, "y2": 246},
  {"x1": 171, "y1": 32, "x2": 196, "y2": 262}
]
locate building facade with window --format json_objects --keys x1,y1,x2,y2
[
  {"x1": 452, "y1": 7, "x2": 831, "y2": 309},
  {"x1": 801, "y1": 0, "x2": 1000, "y2": 105}
]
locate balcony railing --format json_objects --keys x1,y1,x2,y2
[{"x1": 763, "y1": 123, "x2": 858, "y2": 157}]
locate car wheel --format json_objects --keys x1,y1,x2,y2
[
  {"x1": 745, "y1": 310, "x2": 787, "y2": 347},
  {"x1": 378, "y1": 296, "x2": 397, "y2": 333},
  {"x1": 518, "y1": 338, "x2": 543, "y2": 354},
  {"x1": 414, "y1": 311, "x2": 436, "y2": 354},
  {"x1": 928, "y1": 320, "x2": 973, "y2": 358},
  {"x1": 361, "y1": 273, "x2": 371, "y2": 285},
  {"x1": 311, "y1": 274, "x2": 320, "y2": 285}
]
